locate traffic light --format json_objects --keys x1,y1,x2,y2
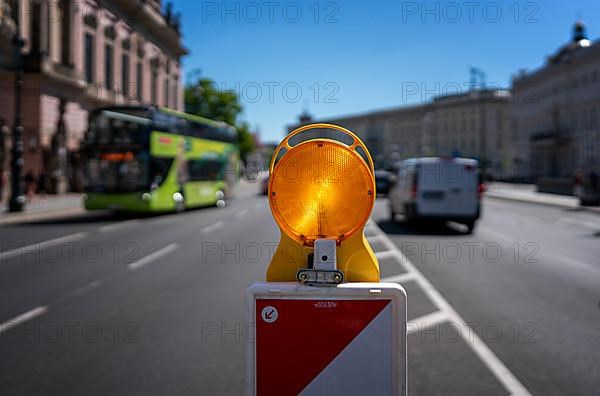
[{"x1": 266, "y1": 123, "x2": 380, "y2": 282}]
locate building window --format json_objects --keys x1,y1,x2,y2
[
  {"x1": 122, "y1": 52, "x2": 130, "y2": 98},
  {"x1": 105, "y1": 43, "x2": 114, "y2": 90},
  {"x1": 60, "y1": 0, "x2": 72, "y2": 65},
  {"x1": 172, "y1": 77, "x2": 179, "y2": 109},
  {"x1": 164, "y1": 77, "x2": 170, "y2": 107},
  {"x1": 136, "y1": 61, "x2": 143, "y2": 101},
  {"x1": 84, "y1": 33, "x2": 94, "y2": 83},
  {"x1": 151, "y1": 69, "x2": 158, "y2": 105},
  {"x1": 31, "y1": 2, "x2": 41, "y2": 54}
]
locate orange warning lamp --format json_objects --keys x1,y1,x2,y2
[{"x1": 266, "y1": 123, "x2": 380, "y2": 282}]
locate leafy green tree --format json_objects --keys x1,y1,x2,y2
[
  {"x1": 235, "y1": 121, "x2": 256, "y2": 163},
  {"x1": 185, "y1": 78, "x2": 255, "y2": 161}
]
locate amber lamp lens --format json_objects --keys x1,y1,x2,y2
[{"x1": 269, "y1": 139, "x2": 375, "y2": 244}]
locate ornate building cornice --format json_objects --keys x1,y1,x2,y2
[{"x1": 99, "y1": 0, "x2": 188, "y2": 59}]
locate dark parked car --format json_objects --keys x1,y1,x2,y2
[
  {"x1": 375, "y1": 170, "x2": 392, "y2": 196},
  {"x1": 260, "y1": 172, "x2": 269, "y2": 195}
]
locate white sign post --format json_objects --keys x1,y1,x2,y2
[{"x1": 246, "y1": 282, "x2": 407, "y2": 396}]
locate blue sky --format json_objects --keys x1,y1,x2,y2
[{"x1": 175, "y1": 0, "x2": 600, "y2": 143}]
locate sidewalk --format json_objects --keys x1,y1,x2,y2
[
  {"x1": 485, "y1": 182, "x2": 600, "y2": 214},
  {"x1": 0, "y1": 194, "x2": 85, "y2": 225},
  {"x1": 0, "y1": 179, "x2": 258, "y2": 225}
]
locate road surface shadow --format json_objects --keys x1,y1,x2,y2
[{"x1": 377, "y1": 219, "x2": 469, "y2": 236}]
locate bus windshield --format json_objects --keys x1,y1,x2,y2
[
  {"x1": 85, "y1": 110, "x2": 151, "y2": 147},
  {"x1": 84, "y1": 110, "x2": 153, "y2": 193},
  {"x1": 85, "y1": 151, "x2": 150, "y2": 193}
]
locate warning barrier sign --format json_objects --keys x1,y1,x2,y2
[{"x1": 246, "y1": 283, "x2": 407, "y2": 396}]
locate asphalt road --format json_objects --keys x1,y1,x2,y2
[{"x1": 1, "y1": 184, "x2": 599, "y2": 395}]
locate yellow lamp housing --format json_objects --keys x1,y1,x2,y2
[{"x1": 266, "y1": 123, "x2": 380, "y2": 282}]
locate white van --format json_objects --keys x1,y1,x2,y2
[{"x1": 388, "y1": 157, "x2": 483, "y2": 232}]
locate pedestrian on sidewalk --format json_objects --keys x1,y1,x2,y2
[
  {"x1": 590, "y1": 170, "x2": 599, "y2": 195},
  {"x1": 0, "y1": 117, "x2": 7, "y2": 202},
  {"x1": 0, "y1": 170, "x2": 4, "y2": 203},
  {"x1": 573, "y1": 168, "x2": 586, "y2": 198},
  {"x1": 25, "y1": 170, "x2": 35, "y2": 204},
  {"x1": 38, "y1": 171, "x2": 48, "y2": 204}
]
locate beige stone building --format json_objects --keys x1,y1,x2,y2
[
  {"x1": 289, "y1": 89, "x2": 512, "y2": 178},
  {"x1": 511, "y1": 22, "x2": 600, "y2": 188},
  {"x1": 0, "y1": 0, "x2": 187, "y2": 193}
]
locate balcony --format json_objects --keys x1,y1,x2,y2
[{"x1": 115, "y1": 0, "x2": 187, "y2": 57}]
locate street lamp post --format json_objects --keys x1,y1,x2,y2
[
  {"x1": 470, "y1": 66, "x2": 489, "y2": 180},
  {"x1": 8, "y1": 0, "x2": 25, "y2": 212}
]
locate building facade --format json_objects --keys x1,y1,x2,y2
[
  {"x1": 0, "y1": 0, "x2": 187, "y2": 194},
  {"x1": 289, "y1": 89, "x2": 513, "y2": 178},
  {"x1": 511, "y1": 22, "x2": 600, "y2": 186},
  {"x1": 289, "y1": 23, "x2": 600, "y2": 186}
]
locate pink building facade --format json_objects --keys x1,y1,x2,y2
[{"x1": 0, "y1": 0, "x2": 187, "y2": 193}]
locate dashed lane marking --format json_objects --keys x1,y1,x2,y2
[
  {"x1": 99, "y1": 219, "x2": 141, "y2": 233},
  {"x1": 0, "y1": 307, "x2": 48, "y2": 334},
  {"x1": 201, "y1": 221, "x2": 224, "y2": 235},
  {"x1": 128, "y1": 243, "x2": 179, "y2": 272},
  {"x1": 69, "y1": 280, "x2": 103, "y2": 297},
  {"x1": 235, "y1": 209, "x2": 249, "y2": 218},
  {"x1": 0, "y1": 232, "x2": 88, "y2": 262}
]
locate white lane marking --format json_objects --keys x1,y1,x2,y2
[
  {"x1": 381, "y1": 272, "x2": 416, "y2": 284},
  {"x1": 70, "y1": 280, "x2": 103, "y2": 297},
  {"x1": 477, "y1": 226, "x2": 517, "y2": 244},
  {"x1": 366, "y1": 235, "x2": 384, "y2": 242},
  {"x1": 558, "y1": 217, "x2": 600, "y2": 230},
  {"x1": 128, "y1": 243, "x2": 179, "y2": 272},
  {"x1": 374, "y1": 250, "x2": 396, "y2": 260},
  {"x1": 235, "y1": 209, "x2": 249, "y2": 218},
  {"x1": 556, "y1": 255, "x2": 600, "y2": 275},
  {"x1": 0, "y1": 307, "x2": 48, "y2": 334},
  {"x1": 100, "y1": 219, "x2": 140, "y2": 233},
  {"x1": 407, "y1": 311, "x2": 451, "y2": 334},
  {"x1": 201, "y1": 221, "x2": 224, "y2": 235},
  {"x1": 369, "y1": 221, "x2": 532, "y2": 396},
  {"x1": 0, "y1": 232, "x2": 88, "y2": 262}
]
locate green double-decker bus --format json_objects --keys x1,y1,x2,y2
[{"x1": 83, "y1": 106, "x2": 239, "y2": 213}]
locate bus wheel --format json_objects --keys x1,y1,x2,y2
[{"x1": 173, "y1": 192, "x2": 186, "y2": 213}]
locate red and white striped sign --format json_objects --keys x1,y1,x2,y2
[{"x1": 246, "y1": 283, "x2": 407, "y2": 396}]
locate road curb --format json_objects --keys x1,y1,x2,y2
[
  {"x1": 0, "y1": 207, "x2": 87, "y2": 225},
  {"x1": 485, "y1": 193, "x2": 600, "y2": 215}
]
